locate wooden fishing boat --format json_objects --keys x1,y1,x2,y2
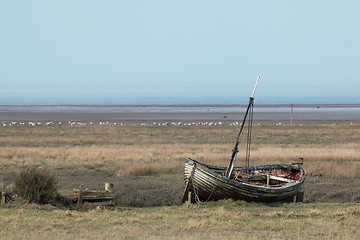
[
  {"x1": 182, "y1": 76, "x2": 306, "y2": 202},
  {"x1": 184, "y1": 158, "x2": 305, "y2": 202}
]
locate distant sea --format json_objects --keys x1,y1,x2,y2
[{"x1": 0, "y1": 88, "x2": 359, "y2": 105}]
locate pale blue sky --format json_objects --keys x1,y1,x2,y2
[{"x1": 1, "y1": 1, "x2": 359, "y2": 92}]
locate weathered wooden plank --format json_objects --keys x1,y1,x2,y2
[
  {"x1": 62, "y1": 189, "x2": 115, "y2": 202},
  {"x1": 269, "y1": 175, "x2": 295, "y2": 183}
]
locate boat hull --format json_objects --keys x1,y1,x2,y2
[{"x1": 184, "y1": 158, "x2": 306, "y2": 202}]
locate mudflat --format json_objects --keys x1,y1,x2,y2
[{"x1": 1, "y1": 104, "x2": 360, "y2": 124}]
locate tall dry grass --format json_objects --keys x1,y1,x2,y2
[{"x1": 1, "y1": 124, "x2": 360, "y2": 178}]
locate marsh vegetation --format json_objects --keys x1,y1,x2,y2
[{"x1": 1, "y1": 124, "x2": 360, "y2": 239}]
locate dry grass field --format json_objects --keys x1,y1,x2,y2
[
  {"x1": 1, "y1": 201, "x2": 360, "y2": 239},
  {"x1": 1, "y1": 124, "x2": 360, "y2": 179},
  {"x1": 1, "y1": 123, "x2": 360, "y2": 239}
]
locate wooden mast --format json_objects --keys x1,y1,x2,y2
[{"x1": 225, "y1": 76, "x2": 260, "y2": 178}]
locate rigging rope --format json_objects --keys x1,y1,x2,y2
[{"x1": 245, "y1": 102, "x2": 254, "y2": 175}]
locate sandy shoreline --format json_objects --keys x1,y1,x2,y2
[{"x1": 1, "y1": 104, "x2": 360, "y2": 124}]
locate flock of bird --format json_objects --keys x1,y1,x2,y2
[
  {"x1": 141, "y1": 121, "x2": 226, "y2": 126},
  {"x1": 0, "y1": 121, "x2": 248, "y2": 127},
  {"x1": 1, "y1": 121, "x2": 349, "y2": 127},
  {"x1": 1, "y1": 121, "x2": 122, "y2": 127}
]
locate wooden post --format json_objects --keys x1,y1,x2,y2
[
  {"x1": 78, "y1": 184, "x2": 83, "y2": 206},
  {"x1": 294, "y1": 192, "x2": 304, "y2": 203},
  {"x1": 1, "y1": 184, "x2": 6, "y2": 206},
  {"x1": 290, "y1": 103, "x2": 294, "y2": 126},
  {"x1": 188, "y1": 191, "x2": 192, "y2": 204},
  {"x1": 105, "y1": 182, "x2": 113, "y2": 192},
  {"x1": 181, "y1": 180, "x2": 190, "y2": 203}
]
